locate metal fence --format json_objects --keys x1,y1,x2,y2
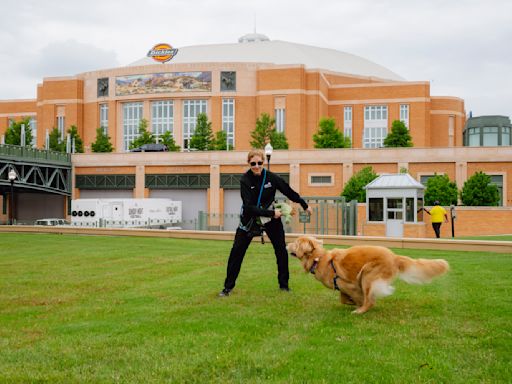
[
  {"x1": 0, "y1": 144, "x2": 71, "y2": 164},
  {"x1": 197, "y1": 197, "x2": 358, "y2": 235}
]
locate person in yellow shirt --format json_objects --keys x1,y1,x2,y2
[{"x1": 424, "y1": 201, "x2": 449, "y2": 238}]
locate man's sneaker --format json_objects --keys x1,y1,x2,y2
[
  {"x1": 279, "y1": 286, "x2": 290, "y2": 292},
  {"x1": 218, "y1": 288, "x2": 231, "y2": 297}
]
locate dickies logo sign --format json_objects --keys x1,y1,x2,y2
[{"x1": 147, "y1": 43, "x2": 178, "y2": 63}]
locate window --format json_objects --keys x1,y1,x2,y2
[
  {"x1": 468, "y1": 127, "x2": 480, "y2": 146},
  {"x1": 406, "y1": 197, "x2": 414, "y2": 222},
  {"x1": 152, "y1": 100, "x2": 174, "y2": 139},
  {"x1": 100, "y1": 104, "x2": 109, "y2": 134},
  {"x1": 275, "y1": 108, "x2": 285, "y2": 133},
  {"x1": 344, "y1": 106, "x2": 352, "y2": 140},
  {"x1": 420, "y1": 175, "x2": 436, "y2": 186},
  {"x1": 29, "y1": 118, "x2": 37, "y2": 146},
  {"x1": 363, "y1": 127, "x2": 387, "y2": 148},
  {"x1": 122, "y1": 102, "x2": 143, "y2": 151},
  {"x1": 503, "y1": 127, "x2": 511, "y2": 146},
  {"x1": 363, "y1": 105, "x2": 388, "y2": 148},
  {"x1": 309, "y1": 174, "x2": 333, "y2": 186},
  {"x1": 368, "y1": 198, "x2": 384, "y2": 221},
  {"x1": 365, "y1": 105, "x2": 388, "y2": 121},
  {"x1": 483, "y1": 127, "x2": 499, "y2": 146},
  {"x1": 183, "y1": 99, "x2": 207, "y2": 149},
  {"x1": 387, "y1": 198, "x2": 403, "y2": 220},
  {"x1": 57, "y1": 116, "x2": 65, "y2": 141},
  {"x1": 222, "y1": 99, "x2": 235, "y2": 148},
  {"x1": 417, "y1": 198, "x2": 424, "y2": 221},
  {"x1": 400, "y1": 104, "x2": 409, "y2": 127},
  {"x1": 490, "y1": 175, "x2": 504, "y2": 206}
]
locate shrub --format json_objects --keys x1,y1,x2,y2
[{"x1": 460, "y1": 171, "x2": 500, "y2": 206}]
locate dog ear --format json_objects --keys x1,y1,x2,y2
[
  {"x1": 299, "y1": 237, "x2": 315, "y2": 255},
  {"x1": 306, "y1": 236, "x2": 323, "y2": 249}
]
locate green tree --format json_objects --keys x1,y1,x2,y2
[
  {"x1": 49, "y1": 127, "x2": 65, "y2": 152},
  {"x1": 212, "y1": 130, "x2": 233, "y2": 150},
  {"x1": 67, "y1": 125, "x2": 84, "y2": 153},
  {"x1": 159, "y1": 131, "x2": 180, "y2": 151},
  {"x1": 129, "y1": 119, "x2": 155, "y2": 150},
  {"x1": 460, "y1": 171, "x2": 500, "y2": 206},
  {"x1": 91, "y1": 127, "x2": 114, "y2": 152},
  {"x1": 5, "y1": 117, "x2": 33, "y2": 147},
  {"x1": 424, "y1": 174, "x2": 458, "y2": 206},
  {"x1": 341, "y1": 166, "x2": 378, "y2": 202},
  {"x1": 269, "y1": 130, "x2": 289, "y2": 149},
  {"x1": 383, "y1": 120, "x2": 413, "y2": 147},
  {"x1": 313, "y1": 117, "x2": 351, "y2": 148},
  {"x1": 250, "y1": 113, "x2": 275, "y2": 148},
  {"x1": 250, "y1": 113, "x2": 290, "y2": 149},
  {"x1": 189, "y1": 113, "x2": 214, "y2": 151}
]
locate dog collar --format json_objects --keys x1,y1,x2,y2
[{"x1": 309, "y1": 258, "x2": 320, "y2": 274}]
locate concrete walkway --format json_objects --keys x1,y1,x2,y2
[{"x1": 2, "y1": 225, "x2": 511, "y2": 254}]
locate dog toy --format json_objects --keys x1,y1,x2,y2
[{"x1": 274, "y1": 202, "x2": 293, "y2": 224}]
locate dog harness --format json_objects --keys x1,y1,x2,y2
[
  {"x1": 330, "y1": 259, "x2": 341, "y2": 291},
  {"x1": 308, "y1": 257, "x2": 343, "y2": 292}
]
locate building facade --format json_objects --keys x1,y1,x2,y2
[
  {"x1": 0, "y1": 34, "x2": 466, "y2": 152},
  {"x1": 1, "y1": 34, "x2": 511, "y2": 236}
]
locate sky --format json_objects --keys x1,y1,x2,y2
[{"x1": 1, "y1": 0, "x2": 511, "y2": 118}]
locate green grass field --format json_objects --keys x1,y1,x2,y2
[{"x1": 0, "y1": 233, "x2": 510, "y2": 383}]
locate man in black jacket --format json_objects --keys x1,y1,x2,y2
[{"x1": 219, "y1": 149, "x2": 312, "y2": 297}]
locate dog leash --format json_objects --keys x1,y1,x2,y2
[{"x1": 258, "y1": 169, "x2": 266, "y2": 244}]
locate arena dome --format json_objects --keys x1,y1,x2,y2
[{"x1": 129, "y1": 35, "x2": 404, "y2": 81}]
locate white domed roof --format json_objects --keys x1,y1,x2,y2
[
  {"x1": 238, "y1": 33, "x2": 270, "y2": 43},
  {"x1": 129, "y1": 38, "x2": 404, "y2": 81}
]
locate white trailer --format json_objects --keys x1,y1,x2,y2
[{"x1": 71, "y1": 198, "x2": 182, "y2": 228}]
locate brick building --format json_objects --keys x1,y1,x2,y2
[{"x1": 1, "y1": 34, "x2": 511, "y2": 236}]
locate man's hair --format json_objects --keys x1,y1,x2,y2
[{"x1": 247, "y1": 149, "x2": 264, "y2": 163}]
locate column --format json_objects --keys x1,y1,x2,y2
[
  {"x1": 343, "y1": 162, "x2": 353, "y2": 187},
  {"x1": 134, "y1": 165, "x2": 145, "y2": 198},
  {"x1": 209, "y1": 164, "x2": 221, "y2": 228},
  {"x1": 289, "y1": 163, "x2": 300, "y2": 192}
]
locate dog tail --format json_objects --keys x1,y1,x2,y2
[{"x1": 396, "y1": 255, "x2": 449, "y2": 284}]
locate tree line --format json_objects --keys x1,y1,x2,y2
[
  {"x1": 341, "y1": 166, "x2": 501, "y2": 207},
  {"x1": 3, "y1": 113, "x2": 412, "y2": 153}
]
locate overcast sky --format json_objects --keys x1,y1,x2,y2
[{"x1": 1, "y1": 0, "x2": 510, "y2": 118}]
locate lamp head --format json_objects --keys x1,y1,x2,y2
[
  {"x1": 8, "y1": 169, "x2": 16, "y2": 181},
  {"x1": 264, "y1": 142, "x2": 273, "y2": 157}
]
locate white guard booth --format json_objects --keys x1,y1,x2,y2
[{"x1": 365, "y1": 174, "x2": 425, "y2": 238}]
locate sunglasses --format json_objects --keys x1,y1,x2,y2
[{"x1": 250, "y1": 161, "x2": 264, "y2": 166}]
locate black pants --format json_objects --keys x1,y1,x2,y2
[
  {"x1": 224, "y1": 218, "x2": 288, "y2": 290},
  {"x1": 432, "y1": 222, "x2": 442, "y2": 238}
]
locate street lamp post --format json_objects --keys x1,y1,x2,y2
[
  {"x1": 264, "y1": 143, "x2": 273, "y2": 171},
  {"x1": 8, "y1": 168, "x2": 17, "y2": 225}
]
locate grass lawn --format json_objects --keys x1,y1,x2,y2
[{"x1": 0, "y1": 233, "x2": 510, "y2": 383}]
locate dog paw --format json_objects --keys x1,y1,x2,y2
[{"x1": 352, "y1": 308, "x2": 367, "y2": 315}]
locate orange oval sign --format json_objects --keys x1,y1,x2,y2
[{"x1": 147, "y1": 43, "x2": 178, "y2": 63}]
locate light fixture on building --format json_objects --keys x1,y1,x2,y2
[{"x1": 265, "y1": 143, "x2": 273, "y2": 171}]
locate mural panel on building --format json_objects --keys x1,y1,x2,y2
[{"x1": 115, "y1": 72, "x2": 212, "y2": 95}]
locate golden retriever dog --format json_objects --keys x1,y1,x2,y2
[{"x1": 287, "y1": 236, "x2": 449, "y2": 314}]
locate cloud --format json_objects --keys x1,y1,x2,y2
[
  {"x1": 21, "y1": 40, "x2": 119, "y2": 78},
  {"x1": 0, "y1": 0, "x2": 510, "y2": 118}
]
